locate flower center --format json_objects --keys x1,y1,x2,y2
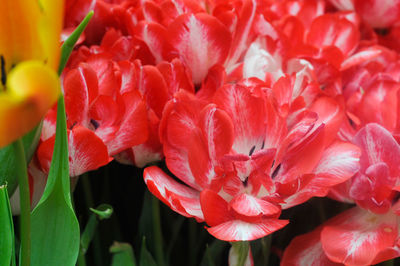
[{"x1": 1, "y1": 55, "x2": 6, "y2": 89}]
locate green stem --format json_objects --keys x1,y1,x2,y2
[
  {"x1": 261, "y1": 235, "x2": 272, "y2": 266},
  {"x1": 152, "y1": 196, "x2": 165, "y2": 266},
  {"x1": 231, "y1": 241, "x2": 250, "y2": 266},
  {"x1": 77, "y1": 213, "x2": 97, "y2": 266},
  {"x1": 12, "y1": 139, "x2": 30, "y2": 266},
  {"x1": 76, "y1": 252, "x2": 87, "y2": 266},
  {"x1": 81, "y1": 174, "x2": 103, "y2": 266},
  {"x1": 81, "y1": 173, "x2": 94, "y2": 208}
]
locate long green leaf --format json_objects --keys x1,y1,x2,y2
[
  {"x1": 230, "y1": 242, "x2": 250, "y2": 266},
  {"x1": 30, "y1": 11, "x2": 93, "y2": 265},
  {"x1": 30, "y1": 96, "x2": 79, "y2": 266},
  {"x1": 200, "y1": 240, "x2": 227, "y2": 266},
  {"x1": 140, "y1": 238, "x2": 157, "y2": 266},
  {"x1": 0, "y1": 123, "x2": 42, "y2": 194},
  {"x1": 78, "y1": 204, "x2": 114, "y2": 264},
  {"x1": 58, "y1": 11, "x2": 93, "y2": 75},
  {"x1": 110, "y1": 242, "x2": 136, "y2": 266},
  {"x1": 0, "y1": 184, "x2": 14, "y2": 266}
]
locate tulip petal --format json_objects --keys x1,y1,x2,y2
[
  {"x1": 321, "y1": 207, "x2": 399, "y2": 266},
  {"x1": 38, "y1": 126, "x2": 111, "y2": 177},
  {"x1": 213, "y1": 84, "x2": 266, "y2": 155},
  {"x1": 144, "y1": 166, "x2": 204, "y2": 221},
  {"x1": 282, "y1": 226, "x2": 342, "y2": 266},
  {"x1": 0, "y1": 61, "x2": 59, "y2": 147},
  {"x1": 229, "y1": 193, "x2": 281, "y2": 217},
  {"x1": 354, "y1": 123, "x2": 400, "y2": 176},
  {"x1": 207, "y1": 218, "x2": 288, "y2": 241},
  {"x1": 200, "y1": 189, "x2": 233, "y2": 227},
  {"x1": 168, "y1": 13, "x2": 232, "y2": 84},
  {"x1": 0, "y1": 0, "x2": 62, "y2": 70},
  {"x1": 37, "y1": 0, "x2": 64, "y2": 70}
]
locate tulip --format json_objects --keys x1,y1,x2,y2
[{"x1": 0, "y1": 0, "x2": 63, "y2": 147}]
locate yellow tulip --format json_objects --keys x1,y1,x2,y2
[{"x1": 0, "y1": 0, "x2": 64, "y2": 147}]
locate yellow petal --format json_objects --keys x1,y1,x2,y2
[
  {"x1": 38, "y1": 0, "x2": 65, "y2": 70},
  {"x1": 0, "y1": 61, "x2": 60, "y2": 147},
  {"x1": 0, "y1": 0, "x2": 64, "y2": 70},
  {"x1": 0, "y1": 0, "x2": 42, "y2": 67}
]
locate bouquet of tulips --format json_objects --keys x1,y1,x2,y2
[{"x1": 2, "y1": 0, "x2": 400, "y2": 265}]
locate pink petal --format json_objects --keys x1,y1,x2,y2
[
  {"x1": 328, "y1": 0, "x2": 355, "y2": 10},
  {"x1": 198, "y1": 105, "x2": 234, "y2": 161},
  {"x1": 213, "y1": 84, "x2": 266, "y2": 155},
  {"x1": 157, "y1": 59, "x2": 194, "y2": 96},
  {"x1": 68, "y1": 126, "x2": 112, "y2": 177},
  {"x1": 161, "y1": 92, "x2": 207, "y2": 190},
  {"x1": 200, "y1": 189, "x2": 233, "y2": 227},
  {"x1": 313, "y1": 141, "x2": 361, "y2": 187},
  {"x1": 341, "y1": 47, "x2": 382, "y2": 70},
  {"x1": 41, "y1": 108, "x2": 57, "y2": 141},
  {"x1": 354, "y1": 0, "x2": 400, "y2": 28},
  {"x1": 353, "y1": 123, "x2": 400, "y2": 176},
  {"x1": 90, "y1": 95, "x2": 119, "y2": 143},
  {"x1": 225, "y1": 0, "x2": 257, "y2": 70},
  {"x1": 306, "y1": 14, "x2": 359, "y2": 56},
  {"x1": 226, "y1": 148, "x2": 276, "y2": 183},
  {"x1": 64, "y1": 64, "x2": 98, "y2": 128},
  {"x1": 144, "y1": 166, "x2": 203, "y2": 221},
  {"x1": 188, "y1": 128, "x2": 216, "y2": 189},
  {"x1": 321, "y1": 207, "x2": 399, "y2": 266},
  {"x1": 162, "y1": 91, "x2": 204, "y2": 148},
  {"x1": 328, "y1": 180, "x2": 355, "y2": 203},
  {"x1": 118, "y1": 60, "x2": 137, "y2": 94},
  {"x1": 141, "y1": 1, "x2": 163, "y2": 25},
  {"x1": 282, "y1": 226, "x2": 342, "y2": 266},
  {"x1": 242, "y1": 37, "x2": 284, "y2": 82},
  {"x1": 277, "y1": 124, "x2": 325, "y2": 185},
  {"x1": 106, "y1": 91, "x2": 149, "y2": 155},
  {"x1": 135, "y1": 22, "x2": 176, "y2": 64},
  {"x1": 137, "y1": 65, "x2": 169, "y2": 118},
  {"x1": 130, "y1": 110, "x2": 163, "y2": 167},
  {"x1": 274, "y1": 111, "x2": 317, "y2": 168},
  {"x1": 38, "y1": 126, "x2": 111, "y2": 177},
  {"x1": 371, "y1": 246, "x2": 400, "y2": 265},
  {"x1": 229, "y1": 193, "x2": 281, "y2": 217},
  {"x1": 356, "y1": 78, "x2": 400, "y2": 132},
  {"x1": 86, "y1": 54, "x2": 119, "y2": 97},
  {"x1": 309, "y1": 96, "x2": 344, "y2": 146},
  {"x1": 207, "y1": 218, "x2": 288, "y2": 241},
  {"x1": 196, "y1": 64, "x2": 226, "y2": 101},
  {"x1": 164, "y1": 146, "x2": 201, "y2": 191},
  {"x1": 281, "y1": 141, "x2": 359, "y2": 208},
  {"x1": 168, "y1": 13, "x2": 232, "y2": 84}
]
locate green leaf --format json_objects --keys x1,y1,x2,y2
[
  {"x1": 90, "y1": 204, "x2": 113, "y2": 220},
  {"x1": 30, "y1": 11, "x2": 94, "y2": 266},
  {"x1": 110, "y1": 242, "x2": 136, "y2": 266},
  {"x1": 230, "y1": 242, "x2": 250, "y2": 266},
  {"x1": 80, "y1": 204, "x2": 113, "y2": 256},
  {"x1": 138, "y1": 192, "x2": 154, "y2": 246},
  {"x1": 250, "y1": 235, "x2": 271, "y2": 265},
  {"x1": 0, "y1": 184, "x2": 15, "y2": 266},
  {"x1": 30, "y1": 96, "x2": 80, "y2": 266},
  {"x1": 0, "y1": 123, "x2": 42, "y2": 194},
  {"x1": 200, "y1": 240, "x2": 228, "y2": 266},
  {"x1": 58, "y1": 11, "x2": 93, "y2": 75},
  {"x1": 140, "y1": 238, "x2": 157, "y2": 266},
  {"x1": 166, "y1": 216, "x2": 184, "y2": 260}
]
